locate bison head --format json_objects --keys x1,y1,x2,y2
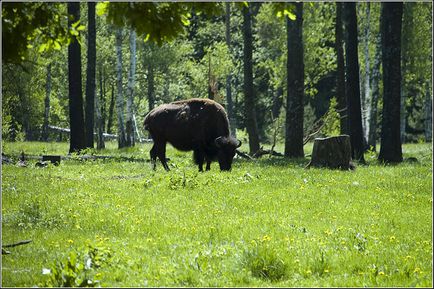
[{"x1": 215, "y1": 136, "x2": 242, "y2": 171}]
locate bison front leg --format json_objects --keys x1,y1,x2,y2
[
  {"x1": 205, "y1": 158, "x2": 211, "y2": 171},
  {"x1": 193, "y1": 150, "x2": 205, "y2": 172},
  {"x1": 152, "y1": 141, "x2": 170, "y2": 171}
]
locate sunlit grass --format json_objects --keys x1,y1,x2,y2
[{"x1": 1, "y1": 141, "x2": 432, "y2": 287}]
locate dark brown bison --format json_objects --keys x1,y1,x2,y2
[{"x1": 144, "y1": 98, "x2": 241, "y2": 171}]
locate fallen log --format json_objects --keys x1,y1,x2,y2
[
  {"x1": 47, "y1": 125, "x2": 154, "y2": 143},
  {"x1": 2, "y1": 239, "x2": 32, "y2": 248},
  {"x1": 235, "y1": 149, "x2": 255, "y2": 160},
  {"x1": 252, "y1": 147, "x2": 284, "y2": 158},
  {"x1": 2, "y1": 240, "x2": 32, "y2": 254}
]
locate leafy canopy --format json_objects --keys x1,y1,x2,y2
[{"x1": 2, "y1": 2, "x2": 84, "y2": 64}]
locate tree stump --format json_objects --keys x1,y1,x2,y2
[{"x1": 306, "y1": 135, "x2": 355, "y2": 170}]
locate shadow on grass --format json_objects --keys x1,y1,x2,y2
[{"x1": 235, "y1": 156, "x2": 310, "y2": 168}]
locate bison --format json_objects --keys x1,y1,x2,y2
[{"x1": 144, "y1": 98, "x2": 241, "y2": 171}]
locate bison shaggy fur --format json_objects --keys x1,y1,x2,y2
[{"x1": 144, "y1": 98, "x2": 241, "y2": 171}]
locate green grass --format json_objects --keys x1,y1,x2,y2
[{"x1": 1, "y1": 141, "x2": 432, "y2": 287}]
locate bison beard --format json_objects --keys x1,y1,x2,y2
[{"x1": 144, "y1": 98, "x2": 241, "y2": 171}]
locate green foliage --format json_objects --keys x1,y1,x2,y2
[
  {"x1": 99, "y1": 2, "x2": 224, "y2": 45},
  {"x1": 1, "y1": 2, "x2": 81, "y2": 64},
  {"x1": 322, "y1": 97, "x2": 341, "y2": 137},
  {"x1": 44, "y1": 240, "x2": 112, "y2": 287},
  {"x1": 303, "y1": 3, "x2": 337, "y2": 99}
]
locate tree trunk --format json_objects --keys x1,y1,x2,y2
[
  {"x1": 400, "y1": 3, "x2": 413, "y2": 144},
  {"x1": 115, "y1": 27, "x2": 126, "y2": 148},
  {"x1": 285, "y1": 3, "x2": 304, "y2": 158},
  {"x1": 378, "y1": 2, "x2": 403, "y2": 163},
  {"x1": 368, "y1": 30, "x2": 382, "y2": 150},
  {"x1": 225, "y1": 2, "x2": 237, "y2": 138},
  {"x1": 208, "y1": 53, "x2": 214, "y2": 100},
  {"x1": 272, "y1": 87, "x2": 283, "y2": 120},
  {"x1": 335, "y1": 3, "x2": 348, "y2": 135},
  {"x1": 306, "y1": 135, "x2": 354, "y2": 170},
  {"x1": 147, "y1": 63, "x2": 155, "y2": 112},
  {"x1": 342, "y1": 2, "x2": 365, "y2": 162},
  {"x1": 96, "y1": 63, "x2": 105, "y2": 149},
  {"x1": 106, "y1": 85, "x2": 115, "y2": 134},
  {"x1": 101, "y1": 65, "x2": 107, "y2": 138},
  {"x1": 85, "y1": 2, "x2": 96, "y2": 148},
  {"x1": 242, "y1": 5, "x2": 260, "y2": 155},
  {"x1": 126, "y1": 28, "x2": 136, "y2": 147},
  {"x1": 41, "y1": 63, "x2": 51, "y2": 141},
  {"x1": 362, "y1": 2, "x2": 371, "y2": 142},
  {"x1": 67, "y1": 2, "x2": 86, "y2": 153},
  {"x1": 400, "y1": 84, "x2": 406, "y2": 142},
  {"x1": 424, "y1": 81, "x2": 432, "y2": 142}
]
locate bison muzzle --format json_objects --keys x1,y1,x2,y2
[{"x1": 144, "y1": 98, "x2": 241, "y2": 171}]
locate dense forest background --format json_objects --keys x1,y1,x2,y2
[{"x1": 1, "y1": 2, "x2": 432, "y2": 160}]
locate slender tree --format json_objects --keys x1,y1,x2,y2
[
  {"x1": 147, "y1": 63, "x2": 155, "y2": 113},
  {"x1": 335, "y1": 3, "x2": 348, "y2": 135},
  {"x1": 368, "y1": 30, "x2": 382, "y2": 150},
  {"x1": 85, "y1": 2, "x2": 96, "y2": 148},
  {"x1": 67, "y1": 2, "x2": 86, "y2": 153},
  {"x1": 424, "y1": 80, "x2": 432, "y2": 142},
  {"x1": 41, "y1": 62, "x2": 51, "y2": 141},
  {"x1": 126, "y1": 28, "x2": 137, "y2": 147},
  {"x1": 285, "y1": 3, "x2": 304, "y2": 158},
  {"x1": 362, "y1": 2, "x2": 371, "y2": 142},
  {"x1": 96, "y1": 63, "x2": 105, "y2": 150},
  {"x1": 225, "y1": 2, "x2": 237, "y2": 137},
  {"x1": 106, "y1": 85, "x2": 115, "y2": 134},
  {"x1": 243, "y1": 4, "x2": 260, "y2": 155},
  {"x1": 115, "y1": 27, "x2": 127, "y2": 148},
  {"x1": 378, "y1": 2, "x2": 403, "y2": 163},
  {"x1": 342, "y1": 2, "x2": 365, "y2": 162}
]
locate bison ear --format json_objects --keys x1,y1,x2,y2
[
  {"x1": 236, "y1": 139, "x2": 242, "y2": 148},
  {"x1": 215, "y1": 136, "x2": 224, "y2": 148}
]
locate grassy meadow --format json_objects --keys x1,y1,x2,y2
[{"x1": 1, "y1": 141, "x2": 432, "y2": 287}]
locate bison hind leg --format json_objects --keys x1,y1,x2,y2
[{"x1": 150, "y1": 145, "x2": 157, "y2": 170}]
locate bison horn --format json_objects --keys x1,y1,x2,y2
[
  {"x1": 236, "y1": 139, "x2": 242, "y2": 148},
  {"x1": 215, "y1": 136, "x2": 224, "y2": 148}
]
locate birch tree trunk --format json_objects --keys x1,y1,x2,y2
[
  {"x1": 126, "y1": 28, "x2": 136, "y2": 147},
  {"x1": 41, "y1": 63, "x2": 51, "y2": 141},
  {"x1": 96, "y1": 63, "x2": 105, "y2": 149},
  {"x1": 115, "y1": 27, "x2": 126, "y2": 148},
  {"x1": 362, "y1": 2, "x2": 371, "y2": 142},
  {"x1": 225, "y1": 2, "x2": 237, "y2": 137}
]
